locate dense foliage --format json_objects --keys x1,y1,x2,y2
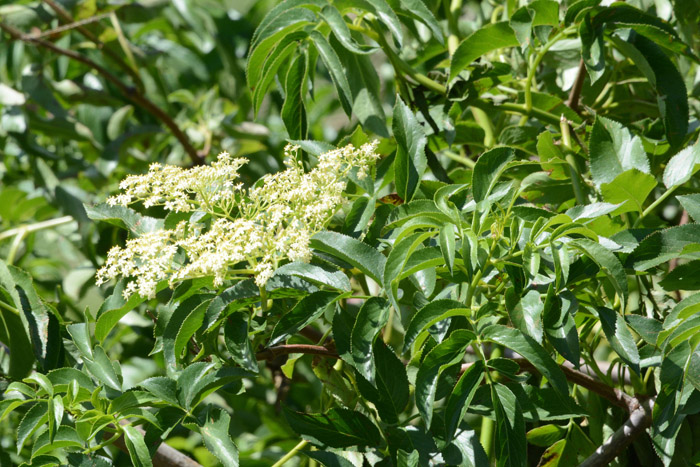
[{"x1": 1, "y1": 0, "x2": 700, "y2": 466}]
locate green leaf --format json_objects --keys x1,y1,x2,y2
[
  {"x1": 472, "y1": 147, "x2": 515, "y2": 202},
  {"x1": 510, "y1": 6, "x2": 534, "y2": 46},
  {"x1": 247, "y1": 7, "x2": 314, "y2": 86},
  {"x1": 281, "y1": 53, "x2": 308, "y2": 141},
  {"x1": 375, "y1": 340, "x2": 410, "y2": 419},
  {"x1": 304, "y1": 451, "x2": 356, "y2": 467},
  {"x1": 483, "y1": 325, "x2": 569, "y2": 397},
  {"x1": 224, "y1": 313, "x2": 259, "y2": 373},
  {"x1": 652, "y1": 341, "x2": 693, "y2": 465},
  {"x1": 588, "y1": 116, "x2": 649, "y2": 187},
  {"x1": 629, "y1": 224, "x2": 700, "y2": 271},
  {"x1": 529, "y1": 0, "x2": 560, "y2": 27},
  {"x1": 393, "y1": 97, "x2": 427, "y2": 203},
  {"x1": 439, "y1": 224, "x2": 456, "y2": 275},
  {"x1": 95, "y1": 279, "x2": 169, "y2": 342},
  {"x1": 403, "y1": 299, "x2": 470, "y2": 353},
  {"x1": 396, "y1": 0, "x2": 444, "y2": 43},
  {"x1": 85, "y1": 204, "x2": 163, "y2": 236},
  {"x1": 550, "y1": 240, "x2": 570, "y2": 292},
  {"x1": 625, "y1": 315, "x2": 662, "y2": 345},
  {"x1": 270, "y1": 291, "x2": 339, "y2": 346},
  {"x1": 663, "y1": 143, "x2": 700, "y2": 189},
  {"x1": 106, "y1": 105, "x2": 134, "y2": 141},
  {"x1": 0, "y1": 306, "x2": 34, "y2": 378},
  {"x1": 611, "y1": 30, "x2": 689, "y2": 150},
  {"x1": 311, "y1": 231, "x2": 386, "y2": 283},
  {"x1": 356, "y1": 340, "x2": 410, "y2": 423},
  {"x1": 0, "y1": 263, "x2": 52, "y2": 371},
  {"x1": 162, "y1": 295, "x2": 212, "y2": 370},
  {"x1": 445, "y1": 360, "x2": 484, "y2": 442},
  {"x1": 275, "y1": 262, "x2": 351, "y2": 292},
  {"x1": 283, "y1": 407, "x2": 380, "y2": 448},
  {"x1": 309, "y1": 31, "x2": 353, "y2": 116},
  {"x1": 321, "y1": 5, "x2": 376, "y2": 54},
  {"x1": 362, "y1": 0, "x2": 404, "y2": 46},
  {"x1": 571, "y1": 239, "x2": 628, "y2": 310},
  {"x1": 444, "y1": 429, "x2": 489, "y2": 467},
  {"x1": 199, "y1": 407, "x2": 239, "y2": 467},
  {"x1": 252, "y1": 37, "x2": 302, "y2": 115},
  {"x1": 31, "y1": 426, "x2": 83, "y2": 458},
  {"x1": 83, "y1": 345, "x2": 122, "y2": 391},
  {"x1": 123, "y1": 425, "x2": 153, "y2": 467},
  {"x1": 337, "y1": 48, "x2": 389, "y2": 138},
  {"x1": 384, "y1": 232, "x2": 432, "y2": 308},
  {"x1": 599, "y1": 170, "x2": 657, "y2": 214},
  {"x1": 659, "y1": 261, "x2": 700, "y2": 291},
  {"x1": 415, "y1": 329, "x2": 475, "y2": 427},
  {"x1": 677, "y1": 194, "x2": 700, "y2": 223},
  {"x1": 506, "y1": 289, "x2": 544, "y2": 343},
  {"x1": 350, "y1": 297, "x2": 390, "y2": 384},
  {"x1": 139, "y1": 377, "x2": 179, "y2": 407},
  {"x1": 593, "y1": 307, "x2": 640, "y2": 375},
  {"x1": 17, "y1": 401, "x2": 48, "y2": 454},
  {"x1": 543, "y1": 288, "x2": 580, "y2": 365},
  {"x1": 450, "y1": 22, "x2": 519, "y2": 81},
  {"x1": 177, "y1": 363, "x2": 249, "y2": 411},
  {"x1": 527, "y1": 424, "x2": 566, "y2": 447},
  {"x1": 580, "y1": 12, "x2": 606, "y2": 83},
  {"x1": 493, "y1": 383, "x2": 527, "y2": 467},
  {"x1": 66, "y1": 323, "x2": 93, "y2": 360}
]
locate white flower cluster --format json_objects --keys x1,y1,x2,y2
[{"x1": 96, "y1": 142, "x2": 380, "y2": 299}]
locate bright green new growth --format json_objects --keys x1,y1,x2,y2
[{"x1": 96, "y1": 143, "x2": 380, "y2": 298}]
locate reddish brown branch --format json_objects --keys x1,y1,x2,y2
[
  {"x1": 256, "y1": 344, "x2": 338, "y2": 361},
  {"x1": 0, "y1": 21, "x2": 203, "y2": 165},
  {"x1": 514, "y1": 358, "x2": 638, "y2": 412},
  {"x1": 41, "y1": 0, "x2": 144, "y2": 90},
  {"x1": 567, "y1": 59, "x2": 586, "y2": 114}
]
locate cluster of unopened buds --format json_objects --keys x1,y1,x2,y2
[{"x1": 96, "y1": 142, "x2": 380, "y2": 299}]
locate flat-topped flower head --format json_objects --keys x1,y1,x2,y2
[{"x1": 97, "y1": 142, "x2": 380, "y2": 299}]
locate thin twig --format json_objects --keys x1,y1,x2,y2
[
  {"x1": 256, "y1": 344, "x2": 338, "y2": 361},
  {"x1": 579, "y1": 397, "x2": 655, "y2": 467},
  {"x1": 567, "y1": 59, "x2": 586, "y2": 113},
  {"x1": 514, "y1": 358, "x2": 639, "y2": 412},
  {"x1": 0, "y1": 21, "x2": 203, "y2": 165},
  {"x1": 41, "y1": 0, "x2": 143, "y2": 90}
]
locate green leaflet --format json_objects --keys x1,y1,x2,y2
[
  {"x1": 629, "y1": 224, "x2": 700, "y2": 271},
  {"x1": 571, "y1": 239, "x2": 628, "y2": 310},
  {"x1": 450, "y1": 22, "x2": 519, "y2": 81},
  {"x1": 309, "y1": 31, "x2": 353, "y2": 116},
  {"x1": 311, "y1": 231, "x2": 386, "y2": 283},
  {"x1": 393, "y1": 97, "x2": 427, "y2": 203},
  {"x1": 588, "y1": 116, "x2": 649, "y2": 187},
  {"x1": 199, "y1": 407, "x2": 239, "y2": 467},
  {"x1": 444, "y1": 360, "x2": 484, "y2": 442},
  {"x1": 270, "y1": 291, "x2": 340, "y2": 346},
  {"x1": 482, "y1": 325, "x2": 569, "y2": 397},
  {"x1": 283, "y1": 407, "x2": 381, "y2": 448},
  {"x1": 123, "y1": 425, "x2": 153, "y2": 467},
  {"x1": 414, "y1": 329, "x2": 474, "y2": 427},
  {"x1": 493, "y1": 383, "x2": 527, "y2": 467},
  {"x1": 350, "y1": 297, "x2": 391, "y2": 384},
  {"x1": 472, "y1": 147, "x2": 515, "y2": 203},
  {"x1": 281, "y1": 53, "x2": 308, "y2": 141},
  {"x1": 403, "y1": 299, "x2": 469, "y2": 353},
  {"x1": 592, "y1": 307, "x2": 640, "y2": 375}
]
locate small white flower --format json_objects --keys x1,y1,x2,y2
[{"x1": 96, "y1": 143, "x2": 380, "y2": 299}]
